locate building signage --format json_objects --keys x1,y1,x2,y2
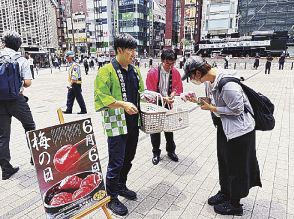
[
  {"x1": 199, "y1": 40, "x2": 271, "y2": 49},
  {"x1": 165, "y1": 39, "x2": 172, "y2": 46}
]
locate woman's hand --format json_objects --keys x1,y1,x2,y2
[
  {"x1": 200, "y1": 100, "x2": 217, "y2": 112},
  {"x1": 185, "y1": 96, "x2": 198, "y2": 103}
]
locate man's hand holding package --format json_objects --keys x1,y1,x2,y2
[{"x1": 163, "y1": 96, "x2": 174, "y2": 105}]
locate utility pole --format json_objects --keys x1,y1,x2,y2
[
  {"x1": 70, "y1": 0, "x2": 76, "y2": 53},
  {"x1": 93, "y1": 0, "x2": 98, "y2": 52},
  {"x1": 148, "y1": 0, "x2": 154, "y2": 58}
]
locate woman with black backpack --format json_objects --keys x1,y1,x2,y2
[{"x1": 182, "y1": 56, "x2": 262, "y2": 216}]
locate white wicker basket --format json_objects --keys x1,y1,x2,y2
[
  {"x1": 140, "y1": 93, "x2": 168, "y2": 134},
  {"x1": 163, "y1": 103, "x2": 189, "y2": 132},
  {"x1": 140, "y1": 103, "x2": 168, "y2": 134}
]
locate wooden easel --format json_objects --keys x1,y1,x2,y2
[{"x1": 56, "y1": 108, "x2": 112, "y2": 219}]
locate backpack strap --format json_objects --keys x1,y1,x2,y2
[
  {"x1": 217, "y1": 77, "x2": 241, "y2": 93},
  {"x1": 218, "y1": 77, "x2": 254, "y2": 117}
]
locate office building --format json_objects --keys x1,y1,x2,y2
[{"x1": 0, "y1": 0, "x2": 59, "y2": 51}]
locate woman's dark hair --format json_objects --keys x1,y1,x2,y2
[
  {"x1": 182, "y1": 56, "x2": 212, "y2": 80},
  {"x1": 197, "y1": 63, "x2": 212, "y2": 77},
  {"x1": 161, "y1": 49, "x2": 176, "y2": 61},
  {"x1": 1, "y1": 30, "x2": 22, "y2": 51},
  {"x1": 114, "y1": 33, "x2": 137, "y2": 54}
]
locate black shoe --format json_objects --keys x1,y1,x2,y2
[
  {"x1": 167, "y1": 152, "x2": 178, "y2": 162},
  {"x1": 0, "y1": 160, "x2": 19, "y2": 180},
  {"x1": 107, "y1": 198, "x2": 128, "y2": 216},
  {"x1": 214, "y1": 201, "x2": 243, "y2": 216},
  {"x1": 119, "y1": 185, "x2": 137, "y2": 200},
  {"x1": 208, "y1": 191, "x2": 228, "y2": 206},
  {"x1": 152, "y1": 155, "x2": 160, "y2": 165},
  {"x1": 77, "y1": 111, "x2": 87, "y2": 114},
  {"x1": 62, "y1": 111, "x2": 72, "y2": 114}
]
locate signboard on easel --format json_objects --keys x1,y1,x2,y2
[{"x1": 27, "y1": 118, "x2": 110, "y2": 219}]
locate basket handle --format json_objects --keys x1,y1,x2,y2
[
  {"x1": 167, "y1": 96, "x2": 182, "y2": 111},
  {"x1": 156, "y1": 93, "x2": 164, "y2": 107}
]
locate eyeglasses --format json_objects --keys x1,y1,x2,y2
[{"x1": 163, "y1": 61, "x2": 176, "y2": 66}]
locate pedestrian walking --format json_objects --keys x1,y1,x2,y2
[
  {"x1": 83, "y1": 57, "x2": 89, "y2": 75},
  {"x1": 63, "y1": 51, "x2": 87, "y2": 114},
  {"x1": 26, "y1": 53, "x2": 35, "y2": 79},
  {"x1": 182, "y1": 56, "x2": 262, "y2": 216},
  {"x1": 0, "y1": 31, "x2": 36, "y2": 180},
  {"x1": 265, "y1": 54, "x2": 273, "y2": 74},
  {"x1": 98, "y1": 55, "x2": 104, "y2": 69},
  {"x1": 53, "y1": 56, "x2": 60, "y2": 69},
  {"x1": 146, "y1": 49, "x2": 183, "y2": 165},
  {"x1": 253, "y1": 53, "x2": 260, "y2": 69},
  {"x1": 94, "y1": 33, "x2": 144, "y2": 216},
  {"x1": 90, "y1": 57, "x2": 95, "y2": 70},
  {"x1": 149, "y1": 58, "x2": 153, "y2": 68},
  {"x1": 279, "y1": 52, "x2": 286, "y2": 70},
  {"x1": 224, "y1": 55, "x2": 230, "y2": 69}
]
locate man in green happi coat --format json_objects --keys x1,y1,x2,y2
[{"x1": 94, "y1": 33, "x2": 144, "y2": 216}]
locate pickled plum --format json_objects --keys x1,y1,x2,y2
[
  {"x1": 80, "y1": 174, "x2": 102, "y2": 190},
  {"x1": 54, "y1": 144, "x2": 81, "y2": 173},
  {"x1": 50, "y1": 192, "x2": 73, "y2": 206},
  {"x1": 72, "y1": 186, "x2": 92, "y2": 200},
  {"x1": 59, "y1": 175, "x2": 82, "y2": 190}
]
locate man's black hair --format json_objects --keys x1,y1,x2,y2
[
  {"x1": 1, "y1": 30, "x2": 22, "y2": 51},
  {"x1": 114, "y1": 33, "x2": 137, "y2": 54},
  {"x1": 161, "y1": 49, "x2": 176, "y2": 61}
]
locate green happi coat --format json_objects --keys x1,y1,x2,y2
[{"x1": 94, "y1": 63, "x2": 144, "y2": 137}]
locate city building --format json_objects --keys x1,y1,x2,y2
[
  {"x1": 201, "y1": 0, "x2": 238, "y2": 39},
  {"x1": 66, "y1": 12, "x2": 88, "y2": 55},
  {"x1": 238, "y1": 0, "x2": 294, "y2": 36},
  {"x1": 184, "y1": 0, "x2": 203, "y2": 54},
  {"x1": 0, "y1": 0, "x2": 59, "y2": 51},
  {"x1": 149, "y1": 0, "x2": 166, "y2": 57},
  {"x1": 56, "y1": 0, "x2": 67, "y2": 50},
  {"x1": 72, "y1": 0, "x2": 87, "y2": 14},
  {"x1": 116, "y1": 0, "x2": 151, "y2": 55},
  {"x1": 86, "y1": 0, "x2": 114, "y2": 56},
  {"x1": 165, "y1": 0, "x2": 183, "y2": 51}
]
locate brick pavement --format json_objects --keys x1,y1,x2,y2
[{"x1": 0, "y1": 63, "x2": 293, "y2": 219}]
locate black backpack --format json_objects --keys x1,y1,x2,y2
[
  {"x1": 218, "y1": 77, "x2": 275, "y2": 131},
  {"x1": 0, "y1": 55, "x2": 22, "y2": 101}
]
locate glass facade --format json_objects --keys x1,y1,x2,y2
[
  {"x1": 238, "y1": 0, "x2": 294, "y2": 35},
  {"x1": 118, "y1": 0, "x2": 150, "y2": 55}
]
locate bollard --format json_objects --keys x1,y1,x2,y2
[
  {"x1": 234, "y1": 63, "x2": 236, "y2": 69},
  {"x1": 244, "y1": 62, "x2": 247, "y2": 70},
  {"x1": 292, "y1": 62, "x2": 293, "y2": 70}
]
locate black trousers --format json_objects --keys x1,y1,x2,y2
[
  {"x1": 217, "y1": 125, "x2": 262, "y2": 200},
  {"x1": 106, "y1": 124, "x2": 139, "y2": 198},
  {"x1": 265, "y1": 62, "x2": 271, "y2": 74},
  {"x1": 30, "y1": 65, "x2": 34, "y2": 79},
  {"x1": 0, "y1": 95, "x2": 35, "y2": 161},
  {"x1": 150, "y1": 132, "x2": 176, "y2": 155},
  {"x1": 66, "y1": 83, "x2": 87, "y2": 113},
  {"x1": 84, "y1": 65, "x2": 89, "y2": 75},
  {"x1": 279, "y1": 62, "x2": 284, "y2": 70}
]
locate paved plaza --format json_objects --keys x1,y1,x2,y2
[{"x1": 0, "y1": 60, "x2": 293, "y2": 219}]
